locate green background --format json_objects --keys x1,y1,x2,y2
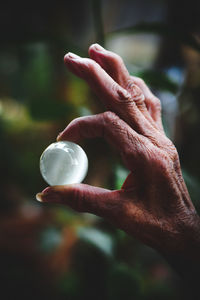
[{"x1": 0, "y1": 0, "x2": 200, "y2": 299}]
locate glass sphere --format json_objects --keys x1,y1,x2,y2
[{"x1": 40, "y1": 141, "x2": 88, "y2": 186}]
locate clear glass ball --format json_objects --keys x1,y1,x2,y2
[{"x1": 40, "y1": 141, "x2": 88, "y2": 186}]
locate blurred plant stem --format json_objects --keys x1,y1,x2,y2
[{"x1": 91, "y1": 0, "x2": 105, "y2": 46}]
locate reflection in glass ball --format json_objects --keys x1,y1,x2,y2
[{"x1": 40, "y1": 141, "x2": 88, "y2": 186}]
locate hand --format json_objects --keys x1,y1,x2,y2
[{"x1": 36, "y1": 44, "x2": 200, "y2": 258}]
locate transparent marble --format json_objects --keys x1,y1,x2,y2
[{"x1": 40, "y1": 141, "x2": 88, "y2": 186}]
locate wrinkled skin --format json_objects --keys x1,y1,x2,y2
[{"x1": 37, "y1": 44, "x2": 200, "y2": 260}]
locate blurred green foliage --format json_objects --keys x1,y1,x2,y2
[
  {"x1": 1, "y1": 0, "x2": 200, "y2": 300},
  {"x1": 135, "y1": 70, "x2": 178, "y2": 93},
  {"x1": 111, "y1": 22, "x2": 200, "y2": 53}
]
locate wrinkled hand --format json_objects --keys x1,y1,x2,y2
[{"x1": 37, "y1": 44, "x2": 200, "y2": 257}]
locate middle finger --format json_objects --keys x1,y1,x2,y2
[
  {"x1": 64, "y1": 52, "x2": 156, "y2": 137},
  {"x1": 88, "y1": 44, "x2": 158, "y2": 127}
]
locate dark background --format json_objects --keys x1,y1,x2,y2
[{"x1": 1, "y1": 0, "x2": 200, "y2": 299}]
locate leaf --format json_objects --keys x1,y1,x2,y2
[{"x1": 77, "y1": 227, "x2": 114, "y2": 257}]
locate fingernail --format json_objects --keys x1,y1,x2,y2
[
  {"x1": 35, "y1": 188, "x2": 61, "y2": 203},
  {"x1": 42, "y1": 187, "x2": 52, "y2": 194},
  {"x1": 92, "y1": 44, "x2": 105, "y2": 52},
  {"x1": 64, "y1": 52, "x2": 80, "y2": 60},
  {"x1": 36, "y1": 193, "x2": 43, "y2": 202},
  {"x1": 56, "y1": 131, "x2": 63, "y2": 141}
]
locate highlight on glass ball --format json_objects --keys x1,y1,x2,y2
[{"x1": 40, "y1": 141, "x2": 88, "y2": 186}]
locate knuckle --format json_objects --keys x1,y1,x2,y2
[
  {"x1": 102, "y1": 111, "x2": 128, "y2": 140},
  {"x1": 112, "y1": 53, "x2": 123, "y2": 65},
  {"x1": 111, "y1": 81, "x2": 120, "y2": 94},
  {"x1": 151, "y1": 150, "x2": 173, "y2": 176},
  {"x1": 81, "y1": 58, "x2": 99, "y2": 74},
  {"x1": 117, "y1": 88, "x2": 132, "y2": 103},
  {"x1": 152, "y1": 97, "x2": 161, "y2": 111},
  {"x1": 126, "y1": 79, "x2": 136, "y2": 90},
  {"x1": 136, "y1": 77, "x2": 145, "y2": 86},
  {"x1": 102, "y1": 111, "x2": 119, "y2": 123},
  {"x1": 167, "y1": 143, "x2": 179, "y2": 162},
  {"x1": 73, "y1": 189, "x2": 85, "y2": 212},
  {"x1": 132, "y1": 76, "x2": 145, "y2": 86},
  {"x1": 106, "y1": 50, "x2": 123, "y2": 65},
  {"x1": 126, "y1": 80, "x2": 144, "y2": 103},
  {"x1": 71, "y1": 116, "x2": 84, "y2": 125},
  {"x1": 132, "y1": 88, "x2": 145, "y2": 104},
  {"x1": 89, "y1": 43, "x2": 98, "y2": 51},
  {"x1": 70, "y1": 116, "x2": 86, "y2": 132}
]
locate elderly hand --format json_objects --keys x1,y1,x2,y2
[{"x1": 36, "y1": 44, "x2": 200, "y2": 259}]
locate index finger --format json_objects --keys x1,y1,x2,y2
[{"x1": 64, "y1": 53, "x2": 155, "y2": 137}]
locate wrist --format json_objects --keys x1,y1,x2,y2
[
  {"x1": 161, "y1": 213, "x2": 200, "y2": 279},
  {"x1": 183, "y1": 213, "x2": 200, "y2": 259},
  {"x1": 167, "y1": 212, "x2": 200, "y2": 257}
]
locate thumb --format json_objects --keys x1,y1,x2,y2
[{"x1": 36, "y1": 184, "x2": 117, "y2": 217}]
